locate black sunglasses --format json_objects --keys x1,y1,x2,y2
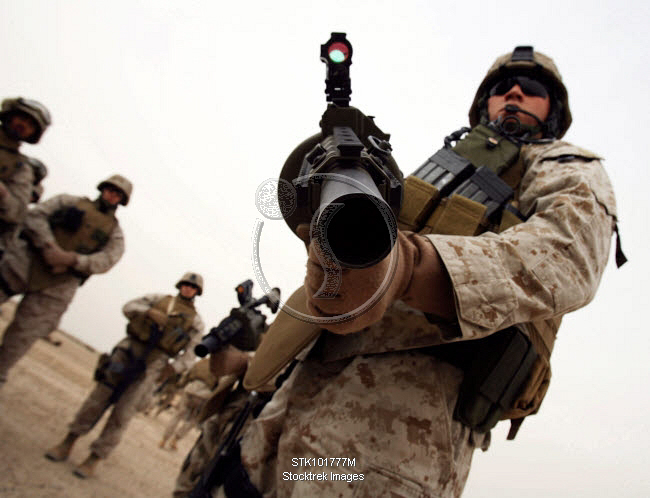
[
  {"x1": 489, "y1": 76, "x2": 549, "y2": 98},
  {"x1": 103, "y1": 185, "x2": 123, "y2": 195}
]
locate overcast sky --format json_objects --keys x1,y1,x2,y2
[{"x1": 3, "y1": 0, "x2": 650, "y2": 496}]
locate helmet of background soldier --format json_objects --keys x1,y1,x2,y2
[
  {"x1": 97, "y1": 174, "x2": 133, "y2": 206},
  {"x1": 468, "y1": 46, "x2": 572, "y2": 139},
  {"x1": 0, "y1": 97, "x2": 52, "y2": 144},
  {"x1": 176, "y1": 272, "x2": 204, "y2": 296}
]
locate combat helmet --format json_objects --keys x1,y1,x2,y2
[
  {"x1": 176, "y1": 272, "x2": 204, "y2": 296},
  {"x1": 468, "y1": 46, "x2": 572, "y2": 139},
  {"x1": 97, "y1": 174, "x2": 133, "y2": 206},
  {"x1": 0, "y1": 97, "x2": 52, "y2": 144}
]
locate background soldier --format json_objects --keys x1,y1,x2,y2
[
  {"x1": 0, "y1": 174, "x2": 131, "y2": 387},
  {"x1": 45, "y1": 272, "x2": 206, "y2": 478},
  {"x1": 211, "y1": 46, "x2": 624, "y2": 497},
  {"x1": 0, "y1": 97, "x2": 51, "y2": 254},
  {"x1": 159, "y1": 357, "x2": 219, "y2": 451}
]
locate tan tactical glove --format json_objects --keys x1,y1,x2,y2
[
  {"x1": 303, "y1": 228, "x2": 457, "y2": 335},
  {"x1": 146, "y1": 308, "x2": 169, "y2": 327},
  {"x1": 42, "y1": 243, "x2": 78, "y2": 272},
  {"x1": 209, "y1": 345, "x2": 250, "y2": 378}
]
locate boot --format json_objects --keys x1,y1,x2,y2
[
  {"x1": 73, "y1": 452, "x2": 101, "y2": 479},
  {"x1": 44, "y1": 433, "x2": 77, "y2": 462}
]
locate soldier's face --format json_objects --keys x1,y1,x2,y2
[
  {"x1": 100, "y1": 186, "x2": 124, "y2": 206},
  {"x1": 487, "y1": 83, "x2": 551, "y2": 130},
  {"x1": 7, "y1": 114, "x2": 38, "y2": 142},
  {"x1": 179, "y1": 284, "x2": 199, "y2": 299}
]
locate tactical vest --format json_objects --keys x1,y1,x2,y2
[
  {"x1": 27, "y1": 197, "x2": 117, "y2": 291},
  {"x1": 127, "y1": 295, "x2": 197, "y2": 356}
]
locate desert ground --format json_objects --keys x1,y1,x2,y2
[{"x1": 0, "y1": 301, "x2": 198, "y2": 498}]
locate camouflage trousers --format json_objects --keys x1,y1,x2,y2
[
  {"x1": 0, "y1": 278, "x2": 78, "y2": 385},
  {"x1": 212, "y1": 351, "x2": 487, "y2": 498},
  {"x1": 68, "y1": 371, "x2": 152, "y2": 459},
  {"x1": 162, "y1": 392, "x2": 206, "y2": 445},
  {"x1": 173, "y1": 389, "x2": 251, "y2": 497}
]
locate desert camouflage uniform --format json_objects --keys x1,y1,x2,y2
[
  {"x1": 67, "y1": 293, "x2": 205, "y2": 458},
  {"x1": 0, "y1": 128, "x2": 35, "y2": 253},
  {"x1": 162, "y1": 359, "x2": 219, "y2": 447},
  {"x1": 210, "y1": 139, "x2": 617, "y2": 497},
  {"x1": 0, "y1": 194, "x2": 124, "y2": 385},
  {"x1": 162, "y1": 379, "x2": 212, "y2": 442}
]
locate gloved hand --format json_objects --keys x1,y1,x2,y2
[
  {"x1": 146, "y1": 308, "x2": 169, "y2": 327},
  {"x1": 302, "y1": 226, "x2": 457, "y2": 334},
  {"x1": 209, "y1": 344, "x2": 250, "y2": 378},
  {"x1": 42, "y1": 243, "x2": 78, "y2": 269},
  {"x1": 0, "y1": 182, "x2": 9, "y2": 202}
]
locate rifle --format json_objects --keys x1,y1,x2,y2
[
  {"x1": 194, "y1": 280, "x2": 280, "y2": 358},
  {"x1": 188, "y1": 390, "x2": 266, "y2": 498},
  {"x1": 152, "y1": 371, "x2": 180, "y2": 395},
  {"x1": 279, "y1": 32, "x2": 403, "y2": 269}
]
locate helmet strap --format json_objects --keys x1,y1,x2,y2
[{"x1": 95, "y1": 196, "x2": 118, "y2": 214}]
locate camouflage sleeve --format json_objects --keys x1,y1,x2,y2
[
  {"x1": 0, "y1": 163, "x2": 33, "y2": 224},
  {"x1": 72, "y1": 222, "x2": 125, "y2": 275},
  {"x1": 21, "y1": 194, "x2": 81, "y2": 248},
  {"x1": 122, "y1": 293, "x2": 167, "y2": 319},
  {"x1": 426, "y1": 141, "x2": 617, "y2": 339}
]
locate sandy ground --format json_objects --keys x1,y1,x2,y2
[{"x1": 0, "y1": 301, "x2": 198, "y2": 498}]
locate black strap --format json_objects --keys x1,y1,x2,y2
[
  {"x1": 0, "y1": 271, "x2": 16, "y2": 297},
  {"x1": 504, "y1": 203, "x2": 528, "y2": 222},
  {"x1": 0, "y1": 145, "x2": 19, "y2": 154},
  {"x1": 614, "y1": 224, "x2": 628, "y2": 268},
  {"x1": 507, "y1": 418, "x2": 525, "y2": 440}
]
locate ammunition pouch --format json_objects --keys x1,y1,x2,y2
[
  {"x1": 158, "y1": 320, "x2": 192, "y2": 356},
  {"x1": 127, "y1": 313, "x2": 192, "y2": 356},
  {"x1": 126, "y1": 314, "x2": 156, "y2": 342},
  {"x1": 93, "y1": 347, "x2": 144, "y2": 389},
  {"x1": 430, "y1": 326, "x2": 537, "y2": 435},
  {"x1": 93, "y1": 352, "x2": 111, "y2": 383},
  {"x1": 399, "y1": 124, "x2": 526, "y2": 235}
]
